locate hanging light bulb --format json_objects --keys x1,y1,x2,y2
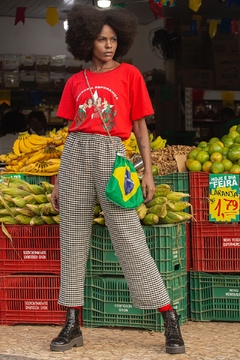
[{"x1": 97, "y1": 1, "x2": 111, "y2": 8}]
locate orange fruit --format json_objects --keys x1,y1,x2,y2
[
  {"x1": 227, "y1": 146, "x2": 240, "y2": 162},
  {"x1": 222, "y1": 137, "x2": 234, "y2": 148},
  {"x1": 234, "y1": 135, "x2": 240, "y2": 144},
  {"x1": 197, "y1": 141, "x2": 208, "y2": 149},
  {"x1": 221, "y1": 134, "x2": 229, "y2": 142},
  {"x1": 222, "y1": 147, "x2": 229, "y2": 156},
  {"x1": 202, "y1": 161, "x2": 212, "y2": 173},
  {"x1": 229, "y1": 125, "x2": 238, "y2": 132},
  {"x1": 195, "y1": 150, "x2": 210, "y2": 164},
  {"x1": 230, "y1": 164, "x2": 240, "y2": 174},
  {"x1": 236, "y1": 124, "x2": 240, "y2": 133},
  {"x1": 208, "y1": 142, "x2": 223, "y2": 155},
  {"x1": 222, "y1": 159, "x2": 233, "y2": 171},
  {"x1": 152, "y1": 165, "x2": 158, "y2": 176},
  {"x1": 187, "y1": 160, "x2": 202, "y2": 172},
  {"x1": 227, "y1": 131, "x2": 239, "y2": 140},
  {"x1": 217, "y1": 141, "x2": 224, "y2": 148},
  {"x1": 208, "y1": 137, "x2": 220, "y2": 145},
  {"x1": 210, "y1": 152, "x2": 223, "y2": 162},
  {"x1": 187, "y1": 148, "x2": 200, "y2": 159},
  {"x1": 185, "y1": 158, "x2": 194, "y2": 170},
  {"x1": 210, "y1": 162, "x2": 224, "y2": 174}
]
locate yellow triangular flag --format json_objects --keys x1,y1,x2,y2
[
  {"x1": 0, "y1": 90, "x2": 11, "y2": 106},
  {"x1": 189, "y1": 0, "x2": 202, "y2": 12},
  {"x1": 46, "y1": 7, "x2": 59, "y2": 27},
  {"x1": 209, "y1": 20, "x2": 218, "y2": 39},
  {"x1": 221, "y1": 92, "x2": 235, "y2": 108}
]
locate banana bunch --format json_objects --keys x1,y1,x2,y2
[
  {"x1": 0, "y1": 177, "x2": 60, "y2": 225},
  {"x1": 150, "y1": 135, "x2": 167, "y2": 150},
  {"x1": 122, "y1": 132, "x2": 140, "y2": 158},
  {"x1": 90, "y1": 184, "x2": 193, "y2": 227},
  {"x1": 1, "y1": 126, "x2": 68, "y2": 176}
]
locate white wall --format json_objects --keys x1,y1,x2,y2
[{"x1": 0, "y1": 16, "x2": 165, "y2": 73}]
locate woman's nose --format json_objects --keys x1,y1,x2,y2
[{"x1": 106, "y1": 40, "x2": 112, "y2": 48}]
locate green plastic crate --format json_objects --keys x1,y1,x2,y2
[
  {"x1": 190, "y1": 271, "x2": 240, "y2": 322},
  {"x1": 83, "y1": 270, "x2": 187, "y2": 332},
  {"x1": 86, "y1": 224, "x2": 186, "y2": 276},
  {"x1": 23, "y1": 175, "x2": 52, "y2": 184},
  {"x1": 153, "y1": 172, "x2": 189, "y2": 193}
]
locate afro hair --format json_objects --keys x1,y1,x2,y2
[{"x1": 65, "y1": 5, "x2": 138, "y2": 62}]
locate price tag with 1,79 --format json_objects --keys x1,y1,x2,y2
[{"x1": 209, "y1": 174, "x2": 239, "y2": 222}]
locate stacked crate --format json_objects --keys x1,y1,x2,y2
[
  {"x1": 83, "y1": 172, "x2": 189, "y2": 332},
  {"x1": 0, "y1": 224, "x2": 66, "y2": 325},
  {"x1": 189, "y1": 172, "x2": 240, "y2": 322}
]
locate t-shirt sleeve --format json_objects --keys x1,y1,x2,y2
[
  {"x1": 56, "y1": 77, "x2": 76, "y2": 121},
  {"x1": 130, "y1": 67, "x2": 154, "y2": 121}
]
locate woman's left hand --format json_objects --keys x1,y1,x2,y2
[{"x1": 141, "y1": 172, "x2": 155, "y2": 203}]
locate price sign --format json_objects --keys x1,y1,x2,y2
[{"x1": 209, "y1": 174, "x2": 239, "y2": 222}]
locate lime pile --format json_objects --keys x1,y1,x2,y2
[{"x1": 186, "y1": 125, "x2": 240, "y2": 174}]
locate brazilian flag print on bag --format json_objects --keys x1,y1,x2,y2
[{"x1": 105, "y1": 152, "x2": 144, "y2": 209}]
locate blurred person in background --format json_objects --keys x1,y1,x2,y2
[
  {"x1": 0, "y1": 110, "x2": 26, "y2": 154},
  {"x1": 26, "y1": 110, "x2": 47, "y2": 136}
]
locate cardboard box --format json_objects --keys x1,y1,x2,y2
[
  {"x1": 212, "y1": 40, "x2": 239, "y2": 55},
  {"x1": 214, "y1": 55, "x2": 240, "y2": 90},
  {"x1": 177, "y1": 69, "x2": 214, "y2": 90}
]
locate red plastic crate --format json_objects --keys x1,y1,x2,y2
[
  {"x1": 186, "y1": 221, "x2": 192, "y2": 271},
  {"x1": 189, "y1": 172, "x2": 210, "y2": 222},
  {"x1": 0, "y1": 274, "x2": 82, "y2": 325},
  {"x1": 0, "y1": 225, "x2": 60, "y2": 275},
  {"x1": 191, "y1": 222, "x2": 240, "y2": 272}
]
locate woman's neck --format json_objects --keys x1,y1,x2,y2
[{"x1": 90, "y1": 60, "x2": 120, "y2": 73}]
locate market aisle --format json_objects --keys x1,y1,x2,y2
[{"x1": 0, "y1": 321, "x2": 239, "y2": 360}]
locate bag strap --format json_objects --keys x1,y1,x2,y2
[{"x1": 84, "y1": 69, "x2": 117, "y2": 152}]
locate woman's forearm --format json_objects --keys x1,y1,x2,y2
[{"x1": 132, "y1": 118, "x2": 152, "y2": 173}]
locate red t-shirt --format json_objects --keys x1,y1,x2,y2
[{"x1": 56, "y1": 63, "x2": 154, "y2": 140}]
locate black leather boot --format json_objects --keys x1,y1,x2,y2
[
  {"x1": 50, "y1": 308, "x2": 83, "y2": 352},
  {"x1": 162, "y1": 309, "x2": 185, "y2": 354}
]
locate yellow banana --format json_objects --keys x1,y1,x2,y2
[
  {"x1": 19, "y1": 163, "x2": 37, "y2": 173},
  {"x1": 149, "y1": 133, "x2": 154, "y2": 143},
  {"x1": 46, "y1": 158, "x2": 61, "y2": 165},
  {"x1": 12, "y1": 139, "x2": 21, "y2": 156},
  {"x1": 25, "y1": 150, "x2": 46, "y2": 165},
  {"x1": 18, "y1": 138, "x2": 31, "y2": 153},
  {"x1": 7, "y1": 152, "x2": 18, "y2": 160},
  {"x1": 150, "y1": 136, "x2": 163, "y2": 150},
  {"x1": 27, "y1": 134, "x2": 51, "y2": 147},
  {"x1": 44, "y1": 163, "x2": 60, "y2": 173},
  {"x1": 153, "y1": 139, "x2": 167, "y2": 150}
]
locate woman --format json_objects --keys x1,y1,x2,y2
[{"x1": 50, "y1": 4, "x2": 185, "y2": 355}]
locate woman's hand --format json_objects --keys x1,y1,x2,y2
[
  {"x1": 141, "y1": 171, "x2": 155, "y2": 203},
  {"x1": 132, "y1": 118, "x2": 155, "y2": 203},
  {"x1": 50, "y1": 179, "x2": 60, "y2": 212}
]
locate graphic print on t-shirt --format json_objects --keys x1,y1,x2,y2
[{"x1": 74, "y1": 88, "x2": 117, "y2": 131}]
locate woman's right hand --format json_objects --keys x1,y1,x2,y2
[{"x1": 51, "y1": 180, "x2": 60, "y2": 212}]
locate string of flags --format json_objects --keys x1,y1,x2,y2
[
  {"x1": 15, "y1": 7, "x2": 59, "y2": 27},
  {"x1": 13, "y1": 1, "x2": 240, "y2": 27}
]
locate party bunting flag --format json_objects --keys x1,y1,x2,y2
[
  {"x1": 46, "y1": 7, "x2": 59, "y2": 27},
  {"x1": 148, "y1": 0, "x2": 163, "y2": 19},
  {"x1": 189, "y1": 0, "x2": 202, "y2": 12},
  {"x1": 192, "y1": 15, "x2": 202, "y2": 29},
  {"x1": 209, "y1": 20, "x2": 218, "y2": 38},
  {"x1": 227, "y1": 0, "x2": 240, "y2": 7},
  {"x1": 222, "y1": 92, "x2": 235, "y2": 108},
  {"x1": 14, "y1": 7, "x2": 26, "y2": 25},
  {"x1": 0, "y1": 90, "x2": 11, "y2": 106}
]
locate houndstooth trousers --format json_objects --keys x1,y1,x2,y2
[{"x1": 58, "y1": 132, "x2": 170, "y2": 309}]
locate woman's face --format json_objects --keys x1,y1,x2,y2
[{"x1": 92, "y1": 25, "x2": 117, "y2": 63}]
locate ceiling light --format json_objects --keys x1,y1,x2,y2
[
  {"x1": 63, "y1": 19, "x2": 68, "y2": 31},
  {"x1": 97, "y1": 1, "x2": 111, "y2": 8}
]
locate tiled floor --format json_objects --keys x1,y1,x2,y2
[{"x1": 0, "y1": 321, "x2": 239, "y2": 360}]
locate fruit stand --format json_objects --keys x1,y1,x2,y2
[{"x1": 0, "y1": 128, "x2": 239, "y2": 328}]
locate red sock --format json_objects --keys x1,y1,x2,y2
[
  {"x1": 70, "y1": 306, "x2": 81, "y2": 309},
  {"x1": 158, "y1": 304, "x2": 173, "y2": 312}
]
